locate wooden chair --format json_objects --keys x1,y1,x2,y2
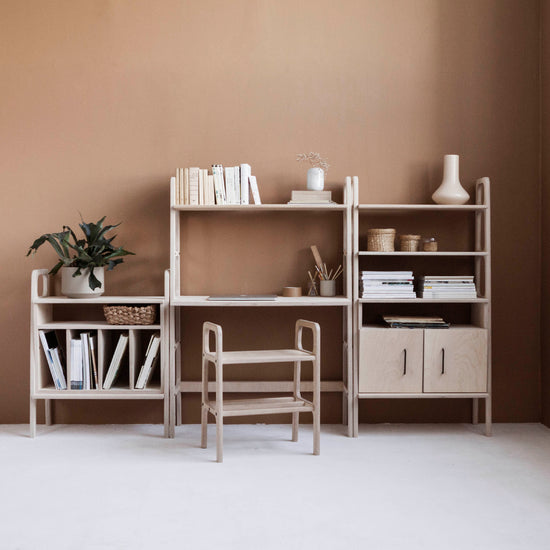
[{"x1": 200, "y1": 319, "x2": 321, "y2": 462}]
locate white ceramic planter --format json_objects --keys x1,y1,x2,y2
[
  {"x1": 61, "y1": 267, "x2": 104, "y2": 298},
  {"x1": 307, "y1": 167, "x2": 325, "y2": 191},
  {"x1": 432, "y1": 154, "x2": 469, "y2": 205}
]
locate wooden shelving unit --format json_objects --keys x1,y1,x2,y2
[
  {"x1": 29, "y1": 269, "x2": 170, "y2": 437},
  {"x1": 169, "y1": 176, "x2": 355, "y2": 438},
  {"x1": 352, "y1": 177, "x2": 492, "y2": 437}
]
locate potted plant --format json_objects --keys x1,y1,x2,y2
[{"x1": 26, "y1": 216, "x2": 134, "y2": 298}]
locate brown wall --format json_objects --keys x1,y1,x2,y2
[
  {"x1": 0, "y1": 0, "x2": 542, "y2": 424},
  {"x1": 542, "y1": 0, "x2": 550, "y2": 427}
]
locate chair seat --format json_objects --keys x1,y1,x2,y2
[{"x1": 205, "y1": 348, "x2": 315, "y2": 365}]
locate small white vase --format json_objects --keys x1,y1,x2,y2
[
  {"x1": 307, "y1": 167, "x2": 324, "y2": 191},
  {"x1": 432, "y1": 154, "x2": 469, "y2": 205},
  {"x1": 61, "y1": 267, "x2": 105, "y2": 298}
]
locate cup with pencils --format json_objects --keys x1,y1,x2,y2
[{"x1": 309, "y1": 263, "x2": 343, "y2": 297}]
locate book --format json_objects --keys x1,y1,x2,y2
[
  {"x1": 249, "y1": 176, "x2": 261, "y2": 204},
  {"x1": 89, "y1": 334, "x2": 98, "y2": 389},
  {"x1": 70, "y1": 339, "x2": 83, "y2": 390},
  {"x1": 103, "y1": 334, "x2": 129, "y2": 390},
  {"x1": 135, "y1": 333, "x2": 161, "y2": 389},
  {"x1": 207, "y1": 174, "x2": 215, "y2": 205},
  {"x1": 39, "y1": 330, "x2": 67, "y2": 390},
  {"x1": 184, "y1": 167, "x2": 189, "y2": 205},
  {"x1": 81, "y1": 332, "x2": 91, "y2": 390},
  {"x1": 198, "y1": 168, "x2": 204, "y2": 205},
  {"x1": 382, "y1": 315, "x2": 450, "y2": 328},
  {"x1": 225, "y1": 166, "x2": 235, "y2": 204},
  {"x1": 189, "y1": 167, "x2": 200, "y2": 205},
  {"x1": 233, "y1": 166, "x2": 241, "y2": 204},
  {"x1": 212, "y1": 165, "x2": 226, "y2": 205},
  {"x1": 289, "y1": 190, "x2": 332, "y2": 204},
  {"x1": 240, "y1": 164, "x2": 251, "y2": 204}
]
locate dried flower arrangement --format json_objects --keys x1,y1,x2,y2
[{"x1": 296, "y1": 152, "x2": 330, "y2": 173}]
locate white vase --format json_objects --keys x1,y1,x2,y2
[
  {"x1": 432, "y1": 154, "x2": 469, "y2": 205},
  {"x1": 307, "y1": 167, "x2": 324, "y2": 191},
  {"x1": 61, "y1": 267, "x2": 105, "y2": 298}
]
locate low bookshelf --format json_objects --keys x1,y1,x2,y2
[{"x1": 29, "y1": 269, "x2": 170, "y2": 437}]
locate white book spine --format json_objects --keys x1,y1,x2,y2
[
  {"x1": 249, "y1": 175, "x2": 261, "y2": 204},
  {"x1": 240, "y1": 164, "x2": 251, "y2": 204}
]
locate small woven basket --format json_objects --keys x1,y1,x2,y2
[
  {"x1": 367, "y1": 228, "x2": 396, "y2": 251},
  {"x1": 103, "y1": 305, "x2": 157, "y2": 325},
  {"x1": 399, "y1": 234, "x2": 421, "y2": 252}
]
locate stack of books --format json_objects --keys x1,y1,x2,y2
[
  {"x1": 360, "y1": 271, "x2": 416, "y2": 299},
  {"x1": 382, "y1": 315, "x2": 450, "y2": 329},
  {"x1": 418, "y1": 275, "x2": 477, "y2": 299},
  {"x1": 288, "y1": 190, "x2": 333, "y2": 204},
  {"x1": 69, "y1": 332, "x2": 98, "y2": 390},
  {"x1": 39, "y1": 330, "x2": 67, "y2": 390},
  {"x1": 173, "y1": 164, "x2": 261, "y2": 206}
]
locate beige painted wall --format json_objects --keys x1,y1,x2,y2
[{"x1": 0, "y1": 0, "x2": 541, "y2": 424}]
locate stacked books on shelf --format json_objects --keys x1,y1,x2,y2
[
  {"x1": 382, "y1": 315, "x2": 450, "y2": 329},
  {"x1": 418, "y1": 275, "x2": 477, "y2": 299},
  {"x1": 39, "y1": 330, "x2": 67, "y2": 390},
  {"x1": 288, "y1": 190, "x2": 333, "y2": 204},
  {"x1": 360, "y1": 271, "x2": 416, "y2": 299},
  {"x1": 173, "y1": 164, "x2": 261, "y2": 206},
  {"x1": 70, "y1": 332, "x2": 98, "y2": 390}
]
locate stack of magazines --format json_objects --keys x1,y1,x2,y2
[
  {"x1": 418, "y1": 275, "x2": 477, "y2": 299},
  {"x1": 360, "y1": 271, "x2": 416, "y2": 299},
  {"x1": 382, "y1": 315, "x2": 450, "y2": 329}
]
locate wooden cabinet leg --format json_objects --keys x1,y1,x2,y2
[
  {"x1": 472, "y1": 398, "x2": 479, "y2": 425},
  {"x1": 29, "y1": 398, "x2": 36, "y2": 438},
  {"x1": 292, "y1": 412, "x2": 299, "y2": 442},
  {"x1": 485, "y1": 396, "x2": 492, "y2": 436},
  {"x1": 45, "y1": 399, "x2": 52, "y2": 426}
]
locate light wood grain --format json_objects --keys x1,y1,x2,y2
[
  {"x1": 359, "y1": 328, "x2": 423, "y2": 393},
  {"x1": 423, "y1": 328, "x2": 488, "y2": 393}
]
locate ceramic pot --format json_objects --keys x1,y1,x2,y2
[
  {"x1": 432, "y1": 154, "x2": 469, "y2": 205},
  {"x1": 61, "y1": 267, "x2": 104, "y2": 298},
  {"x1": 307, "y1": 167, "x2": 325, "y2": 191}
]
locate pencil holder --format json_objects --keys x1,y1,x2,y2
[
  {"x1": 307, "y1": 281, "x2": 319, "y2": 296},
  {"x1": 320, "y1": 280, "x2": 336, "y2": 297}
]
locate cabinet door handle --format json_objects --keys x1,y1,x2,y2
[
  {"x1": 403, "y1": 349, "x2": 407, "y2": 375},
  {"x1": 441, "y1": 348, "x2": 445, "y2": 374}
]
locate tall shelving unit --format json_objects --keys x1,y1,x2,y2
[
  {"x1": 29, "y1": 269, "x2": 170, "y2": 437},
  {"x1": 169, "y1": 176, "x2": 355, "y2": 437},
  {"x1": 352, "y1": 177, "x2": 492, "y2": 437}
]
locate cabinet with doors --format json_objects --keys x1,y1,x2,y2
[{"x1": 352, "y1": 177, "x2": 492, "y2": 436}]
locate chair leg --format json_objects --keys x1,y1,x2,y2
[
  {"x1": 292, "y1": 412, "x2": 299, "y2": 442},
  {"x1": 201, "y1": 406, "x2": 208, "y2": 449},
  {"x1": 485, "y1": 396, "x2": 492, "y2": 437},
  {"x1": 313, "y1": 357, "x2": 321, "y2": 456},
  {"x1": 29, "y1": 398, "x2": 36, "y2": 438},
  {"x1": 216, "y1": 413, "x2": 223, "y2": 463},
  {"x1": 45, "y1": 399, "x2": 52, "y2": 426}
]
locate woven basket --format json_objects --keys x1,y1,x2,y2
[
  {"x1": 367, "y1": 228, "x2": 396, "y2": 251},
  {"x1": 103, "y1": 305, "x2": 157, "y2": 325},
  {"x1": 399, "y1": 234, "x2": 421, "y2": 252}
]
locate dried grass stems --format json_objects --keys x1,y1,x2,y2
[{"x1": 296, "y1": 152, "x2": 330, "y2": 173}]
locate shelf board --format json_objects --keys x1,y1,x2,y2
[
  {"x1": 34, "y1": 296, "x2": 165, "y2": 305},
  {"x1": 358, "y1": 251, "x2": 488, "y2": 257},
  {"x1": 172, "y1": 203, "x2": 348, "y2": 211},
  {"x1": 171, "y1": 295, "x2": 351, "y2": 306},
  {"x1": 358, "y1": 204, "x2": 487, "y2": 212},
  {"x1": 178, "y1": 380, "x2": 345, "y2": 393},
  {"x1": 38, "y1": 322, "x2": 161, "y2": 330},
  {"x1": 358, "y1": 392, "x2": 489, "y2": 399},
  {"x1": 358, "y1": 298, "x2": 489, "y2": 304},
  {"x1": 204, "y1": 396, "x2": 313, "y2": 417},
  {"x1": 33, "y1": 387, "x2": 164, "y2": 399}
]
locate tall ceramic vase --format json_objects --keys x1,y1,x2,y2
[
  {"x1": 432, "y1": 154, "x2": 469, "y2": 205},
  {"x1": 307, "y1": 167, "x2": 324, "y2": 191}
]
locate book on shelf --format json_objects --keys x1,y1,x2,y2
[
  {"x1": 382, "y1": 315, "x2": 450, "y2": 329},
  {"x1": 70, "y1": 339, "x2": 83, "y2": 390},
  {"x1": 417, "y1": 275, "x2": 477, "y2": 299},
  {"x1": 103, "y1": 334, "x2": 129, "y2": 390},
  {"x1": 173, "y1": 164, "x2": 258, "y2": 206},
  {"x1": 288, "y1": 190, "x2": 333, "y2": 204},
  {"x1": 39, "y1": 330, "x2": 67, "y2": 390},
  {"x1": 135, "y1": 333, "x2": 161, "y2": 389},
  {"x1": 249, "y1": 176, "x2": 261, "y2": 204},
  {"x1": 360, "y1": 270, "x2": 416, "y2": 298}
]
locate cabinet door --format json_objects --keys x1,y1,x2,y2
[
  {"x1": 424, "y1": 328, "x2": 487, "y2": 393},
  {"x1": 359, "y1": 328, "x2": 423, "y2": 393}
]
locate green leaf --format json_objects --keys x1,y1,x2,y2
[
  {"x1": 49, "y1": 260, "x2": 64, "y2": 275},
  {"x1": 88, "y1": 268, "x2": 102, "y2": 291}
]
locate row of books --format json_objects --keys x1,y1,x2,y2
[
  {"x1": 360, "y1": 272, "x2": 478, "y2": 299},
  {"x1": 39, "y1": 330, "x2": 161, "y2": 391},
  {"x1": 360, "y1": 271, "x2": 416, "y2": 299},
  {"x1": 173, "y1": 164, "x2": 261, "y2": 206},
  {"x1": 417, "y1": 276, "x2": 477, "y2": 299}
]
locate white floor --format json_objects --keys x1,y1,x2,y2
[{"x1": 1, "y1": 423, "x2": 550, "y2": 550}]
